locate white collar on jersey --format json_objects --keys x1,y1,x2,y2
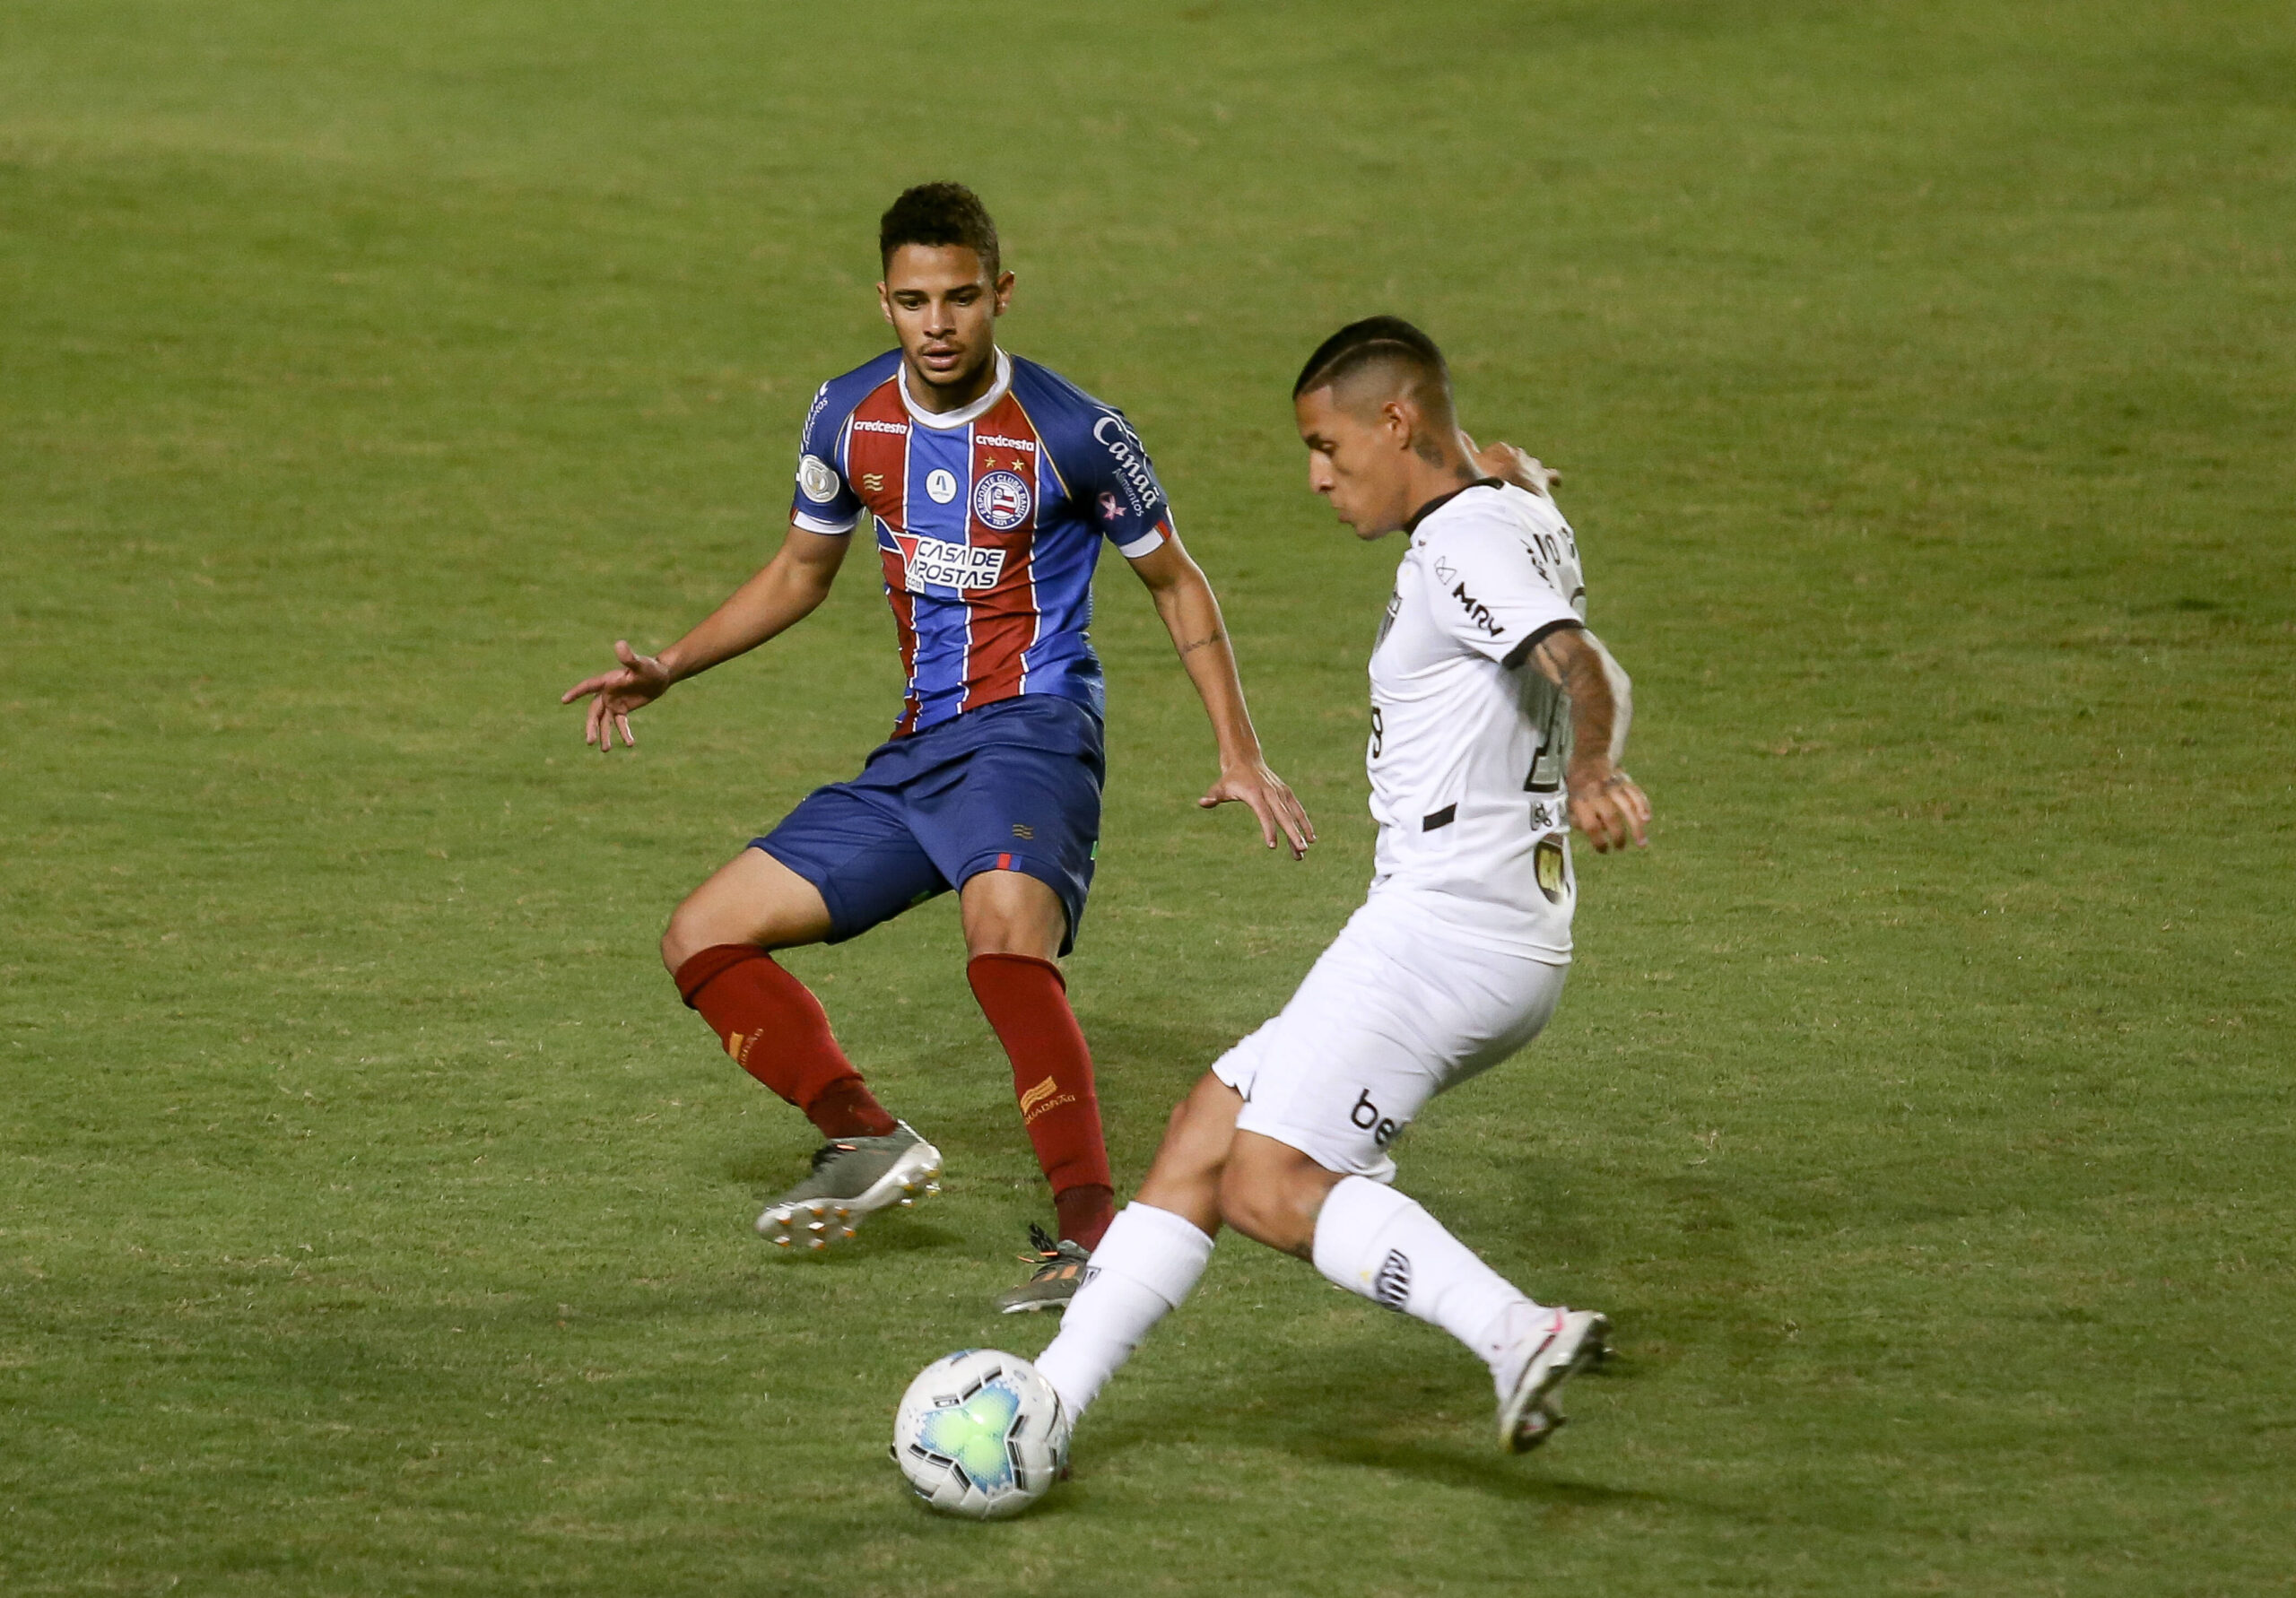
[{"x1": 897, "y1": 348, "x2": 1013, "y2": 430}]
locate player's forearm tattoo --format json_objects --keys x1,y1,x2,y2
[
  {"x1": 1178, "y1": 628, "x2": 1228, "y2": 657},
  {"x1": 1540, "y1": 631, "x2": 1622, "y2": 768}
]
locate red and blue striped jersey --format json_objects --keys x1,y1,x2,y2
[{"x1": 788, "y1": 349, "x2": 1175, "y2": 736}]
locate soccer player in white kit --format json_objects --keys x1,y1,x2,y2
[{"x1": 1034, "y1": 317, "x2": 1653, "y2": 1455}]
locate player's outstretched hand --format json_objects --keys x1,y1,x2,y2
[
  {"x1": 1567, "y1": 761, "x2": 1651, "y2": 854},
  {"x1": 1198, "y1": 761, "x2": 1316, "y2": 860},
  {"x1": 1465, "y1": 437, "x2": 1562, "y2": 499},
  {"x1": 560, "y1": 639, "x2": 674, "y2": 752}
]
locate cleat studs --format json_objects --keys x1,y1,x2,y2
[
  {"x1": 898, "y1": 1196, "x2": 914, "y2": 1207},
  {"x1": 807, "y1": 1237, "x2": 827, "y2": 1252},
  {"x1": 923, "y1": 1181, "x2": 941, "y2": 1195}
]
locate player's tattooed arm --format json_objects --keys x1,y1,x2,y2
[
  {"x1": 1126, "y1": 535, "x2": 1317, "y2": 858},
  {"x1": 559, "y1": 524, "x2": 849, "y2": 751},
  {"x1": 1526, "y1": 626, "x2": 1651, "y2": 853}
]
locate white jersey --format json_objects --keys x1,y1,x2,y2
[{"x1": 1366, "y1": 479, "x2": 1587, "y2": 960}]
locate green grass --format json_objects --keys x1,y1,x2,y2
[{"x1": 4, "y1": 1, "x2": 2292, "y2": 1592}]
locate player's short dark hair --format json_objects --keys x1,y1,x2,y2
[
  {"x1": 1292, "y1": 316, "x2": 1454, "y2": 421},
  {"x1": 879, "y1": 182, "x2": 1001, "y2": 279}
]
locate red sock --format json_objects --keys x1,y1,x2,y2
[
  {"x1": 967, "y1": 953, "x2": 1115, "y2": 1248},
  {"x1": 1056, "y1": 1183, "x2": 1117, "y2": 1250},
  {"x1": 674, "y1": 945, "x2": 896, "y2": 1140}
]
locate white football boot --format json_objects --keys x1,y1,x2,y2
[{"x1": 1496, "y1": 1307, "x2": 1611, "y2": 1454}]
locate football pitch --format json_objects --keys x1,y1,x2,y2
[{"x1": 4, "y1": 1, "x2": 2292, "y2": 1591}]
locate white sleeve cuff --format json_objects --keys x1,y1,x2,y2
[
  {"x1": 1116, "y1": 527, "x2": 1168, "y2": 559},
  {"x1": 790, "y1": 509, "x2": 857, "y2": 535}
]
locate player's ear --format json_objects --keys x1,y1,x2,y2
[
  {"x1": 992, "y1": 271, "x2": 1015, "y2": 316},
  {"x1": 877, "y1": 281, "x2": 894, "y2": 326},
  {"x1": 1380, "y1": 396, "x2": 1415, "y2": 449}
]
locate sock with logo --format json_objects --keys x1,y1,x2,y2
[
  {"x1": 966, "y1": 952, "x2": 1114, "y2": 1248},
  {"x1": 1033, "y1": 1203, "x2": 1213, "y2": 1420},
  {"x1": 673, "y1": 944, "x2": 896, "y2": 1140},
  {"x1": 1310, "y1": 1175, "x2": 1543, "y2": 1389}
]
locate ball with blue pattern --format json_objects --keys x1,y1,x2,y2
[{"x1": 892, "y1": 1350, "x2": 1070, "y2": 1519}]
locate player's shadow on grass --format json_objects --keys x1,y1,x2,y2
[
  {"x1": 1307, "y1": 1436, "x2": 1663, "y2": 1510},
  {"x1": 721, "y1": 1150, "x2": 815, "y2": 1185},
  {"x1": 1087, "y1": 1325, "x2": 1663, "y2": 1511},
  {"x1": 760, "y1": 1215, "x2": 967, "y2": 1264}
]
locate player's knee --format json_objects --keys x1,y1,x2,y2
[
  {"x1": 660, "y1": 889, "x2": 726, "y2": 972},
  {"x1": 660, "y1": 908, "x2": 699, "y2": 973},
  {"x1": 959, "y1": 871, "x2": 1065, "y2": 961}
]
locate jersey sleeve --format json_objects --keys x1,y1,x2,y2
[
  {"x1": 788, "y1": 382, "x2": 862, "y2": 534},
  {"x1": 1070, "y1": 408, "x2": 1174, "y2": 559},
  {"x1": 1420, "y1": 513, "x2": 1583, "y2": 666}
]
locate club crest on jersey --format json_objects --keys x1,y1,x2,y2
[
  {"x1": 894, "y1": 532, "x2": 1006, "y2": 592},
  {"x1": 971, "y1": 469, "x2": 1032, "y2": 530},
  {"x1": 1535, "y1": 835, "x2": 1570, "y2": 903},
  {"x1": 797, "y1": 454, "x2": 839, "y2": 504}
]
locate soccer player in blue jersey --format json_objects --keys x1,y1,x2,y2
[{"x1": 562, "y1": 183, "x2": 1312, "y2": 1310}]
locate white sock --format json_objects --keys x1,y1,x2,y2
[
  {"x1": 1311, "y1": 1175, "x2": 1544, "y2": 1394},
  {"x1": 1033, "y1": 1203, "x2": 1213, "y2": 1420}
]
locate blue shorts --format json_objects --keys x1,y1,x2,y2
[{"x1": 755, "y1": 695, "x2": 1105, "y2": 956}]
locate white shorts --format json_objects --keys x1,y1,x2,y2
[{"x1": 1211, "y1": 889, "x2": 1568, "y2": 1182}]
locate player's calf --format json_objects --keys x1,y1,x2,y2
[
  {"x1": 1309, "y1": 1174, "x2": 1606, "y2": 1451},
  {"x1": 1033, "y1": 1202, "x2": 1214, "y2": 1419}
]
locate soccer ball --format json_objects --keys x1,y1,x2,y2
[{"x1": 891, "y1": 1349, "x2": 1070, "y2": 1519}]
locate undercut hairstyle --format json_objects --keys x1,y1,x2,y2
[
  {"x1": 1292, "y1": 316, "x2": 1457, "y2": 433},
  {"x1": 879, "y1": 182, "x2": 1001, "y2": 279}
]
